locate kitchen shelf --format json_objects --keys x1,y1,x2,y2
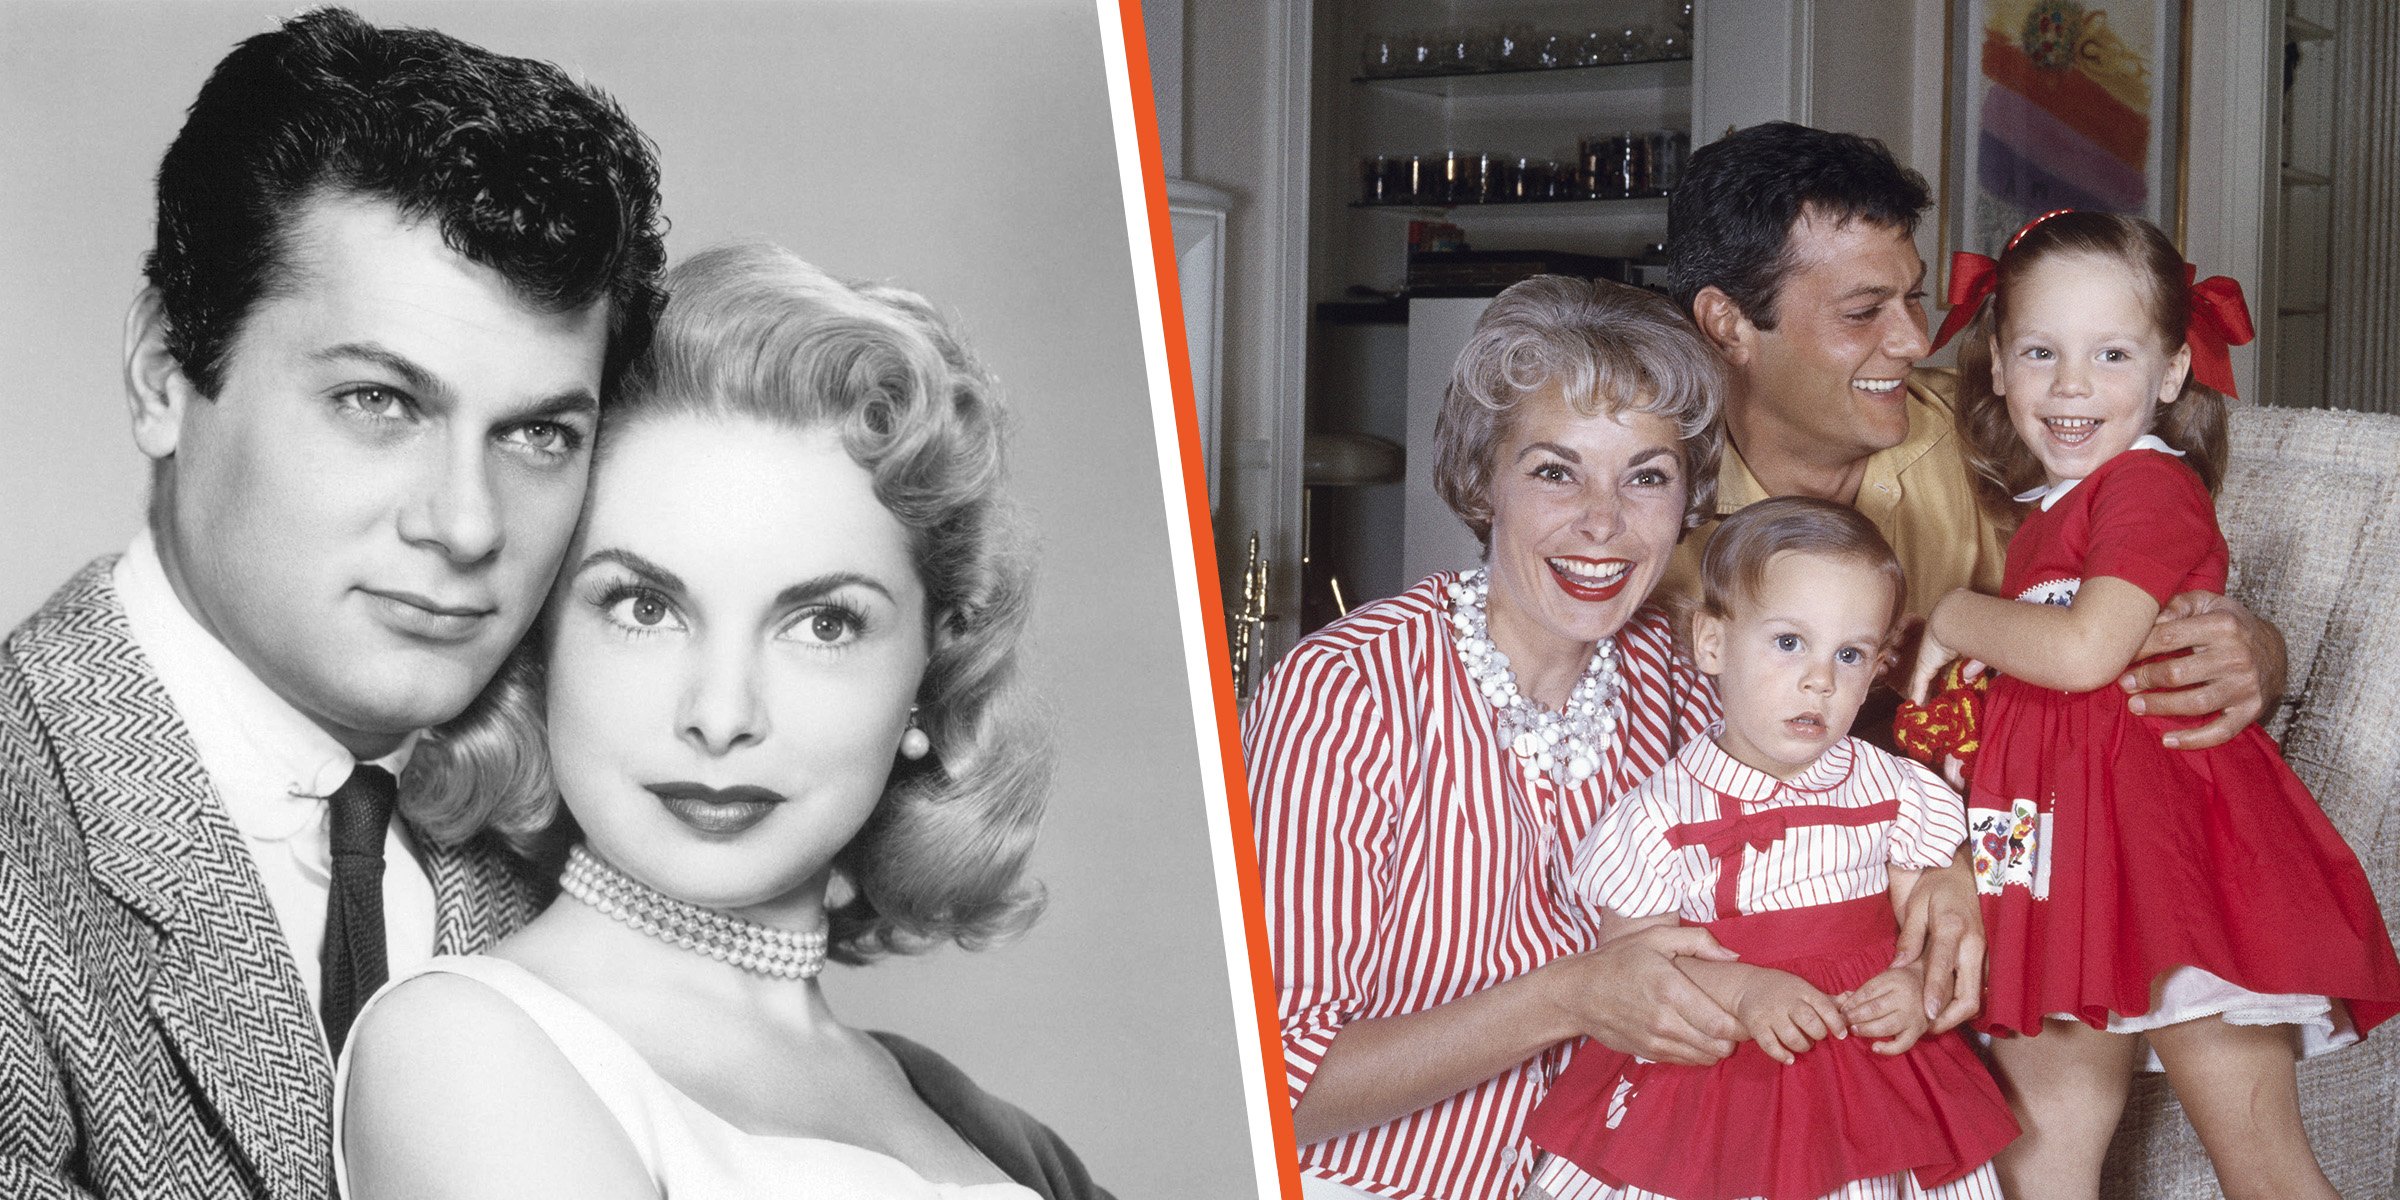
[
  {"x1": 1355, "y1": 58, "x2": 1690, "y2": 99},
  {"x1": 1350, "y1": 194, "x2": 1670, "y2": 213}
]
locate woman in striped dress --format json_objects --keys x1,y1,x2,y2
[{"x1": 1242, "y1": 277, "x2": 1982, "y2": 1200}]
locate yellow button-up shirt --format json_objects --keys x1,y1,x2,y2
[{"x1": 1661, "y1": 368, "x2": 2011, "y2": 621}]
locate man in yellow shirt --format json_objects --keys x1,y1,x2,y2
[{"x1": 1659, "y1": 122, "x2": 2282, "y2": 751}]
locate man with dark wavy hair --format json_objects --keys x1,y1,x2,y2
[{"x1": 0, "y1": 9, "x2": 664, "y2": 1196}]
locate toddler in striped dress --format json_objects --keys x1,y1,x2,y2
[{"x1": 1521, "y1": 497, "x2": 2017, "y2": 1200}]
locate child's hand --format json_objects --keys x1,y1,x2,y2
[
  {"x1": 1907, "y1": 630, "x2": 1964, "y2": 704},
  {"x1": 1839, "y1": 962, "x2": 1935, "y2": 1055},
  {"x1": 1729, "y1": 969, "x2": 1848, "y2": 1065}
]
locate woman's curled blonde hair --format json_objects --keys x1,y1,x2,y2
[{"x1": 405, "y1": 241, "x2": 1050, "y2": 963}]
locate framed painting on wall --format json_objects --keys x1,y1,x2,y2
[{"x1": 1939, "y1": 0, "x2": 2191, "y2": 292}]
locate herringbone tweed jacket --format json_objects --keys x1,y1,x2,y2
[{"x1": 0, "y1": 559, "x2": 544, "y2": 1199}]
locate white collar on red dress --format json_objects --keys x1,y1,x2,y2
[{"x1": 2012, "y1": 434, "x2": 2185, "y2": 512}]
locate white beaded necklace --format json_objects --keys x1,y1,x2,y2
[
  {"x1": 560, "y1": 844, "x2": 829, "y2": 981},
  {"x1": 1446, "y1": 568, "x2": 1623, "y2": 787}
]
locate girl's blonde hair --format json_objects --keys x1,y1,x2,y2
[
  {"x1": 1954, "y1": 211, "x2": 2228, "y2": 519},
  {"x1": 405, "y1": 242, "x2": 1050, "y2": 963}
]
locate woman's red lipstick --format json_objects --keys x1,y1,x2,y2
[
  {"x1": 645, "y1": 782, "x2": 787, "y2": 836},
  {"x1": 1548, "y1": 556, "x2": 1633, "y2": 603}
]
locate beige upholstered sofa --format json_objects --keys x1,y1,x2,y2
[{"x1": 2100, "y1": 406, "x2": 2400, "y2": 1198}]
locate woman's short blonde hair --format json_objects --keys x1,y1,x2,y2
[
  {"x1": 1431, "y1": 276, "x2": 1725, "y2": 550},
  {"x1": 404, "y1": 242, "x2": 1049, "y2": 963}
]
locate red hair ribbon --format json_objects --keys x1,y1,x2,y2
[
  {"x1": 2183, "y1": 265, "x2": 2255, "y2": 398},
  {"x1": 1928, "y1": 209, "x2": 2077, "y2": 353},
  {"x1": 1930, "y1": 251, "x2": 1996, "y2": 353}
]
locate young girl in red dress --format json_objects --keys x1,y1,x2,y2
[
  {"x1": 1524, "y1": 498, "x2": 2018, "y2": 1200},
  {"x1": 1911, "y1": 209, "x2": 2400, "y2": 1199}
]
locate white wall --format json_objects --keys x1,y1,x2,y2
[{"x1": 1184, "y1": 0, "x2": 1312, "y2": 664}]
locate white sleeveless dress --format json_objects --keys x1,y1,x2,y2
[{"x1": 333, "y1": 955, "x2": 1045, "y2": 1199}]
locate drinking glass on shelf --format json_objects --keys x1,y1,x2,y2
[
  {"x1": 1576, "y1": 28, "x2": 1610, "y2": 67},
  {"x1": 1360, "y1": 155, "x2": 1393, "y2": 204},
  {"x1": 1484, "y1": 23, "x2": 1535, "y2": 71},
  {"x1": 1581, "y1": 132, "x2": 1655, "y2": 198},
  {"x1": 1399, "y1": 154, "x2": 1433, "y2": 204},
  {"x1": 1361, "y1": 31, "x2": 1401, "y2": 77},
  {"x1": 1438, "y1": 149, "x2": 1485, "y2": 206},
  {"x1": 1403, "y1": 28, "x2": 1437, "y2": 74},
  {"x1": 1501, "y1": 157, "x2": 1543, "y2": 203},
  {"x1": 1646, "y1": 130, "x2": 1689, "y2": 193},
  {"x1": 1437, "y1": 27, "x2": 1474, "y2": 73},
  {"x1": 1614, "y1": 25, "x2": 1652, "y2": 63},
  {"x1": 1577, "y1": 136, "x2": 1608, "y2": 198},
  {"x1": 1535, "y1": 31, "x2": 1573, "y2": 68}
]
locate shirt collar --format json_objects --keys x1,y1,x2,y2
[
  {"x1": 2011, "y1": 434, "x2": 2186, "y2": 511},
  {"x1": 1677, "y1": 723, "x2": 1857, "y2": 803},
  {"x1": 1715, "y1": 440, "x2": 1770, "y2": 514},
  {"x1": 113, "y1": 530, "x2": 413, "y2": 841},
  {"x1": 1718, "y1": 374, "x2": 1943, "y2": 516}
]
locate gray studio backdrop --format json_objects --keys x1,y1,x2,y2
[{"x1": 0, "y1": 1, "x2": 1255, "y2": 1192}]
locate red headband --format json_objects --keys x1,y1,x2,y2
[
  {"x1": 1928, "y1": 208, "x2": 2258, "y2": 398},
  {"x1": 1929, "y1": 209, "x2": 2072, "y2": 353}
]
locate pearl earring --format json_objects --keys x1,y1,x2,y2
[{"x1": 900, "y1": 705, "x2": 932, "y2": 761}]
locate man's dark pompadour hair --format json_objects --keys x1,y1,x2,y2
[
  {"x1": 144, "y1": 6, "x2": 667, "y2": 398},
  {"x1": 1667, "y1": 121, "x2": 1931, "y2": 329}
]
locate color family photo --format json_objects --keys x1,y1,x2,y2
[{"x1": 1175, "y1": 1, "x2": 2400, "y2": 1198}]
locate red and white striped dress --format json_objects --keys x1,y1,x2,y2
[
  {"x1": 1243, "y1": 572, "x2": 1715, "y2": 1200},
  {"x1": 1524, "y1": 735, "x2": 2015, "y2": 1200}
]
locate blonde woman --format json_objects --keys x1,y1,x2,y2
[{"x1": 337, "y1": 244, "x2": 1106, "y2": 1200}]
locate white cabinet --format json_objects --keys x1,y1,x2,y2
[{"x1": 2265, "y1": 3, "x2": 2337, "y2": 408}]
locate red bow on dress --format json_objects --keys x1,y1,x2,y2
[
  {"x1": 1664, "y1": 800, "x2": 1900, "y2": 860},
  {"x1": 1927, "y1": 209, "x2": 2259, "y2": 398}
]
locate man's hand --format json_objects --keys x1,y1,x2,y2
[
  {"x1": 1890, "y1": 856, "x2": 1985, "y2": 1032},
  {"x1": 1727, "y1": 968, "x2": 1848, "y2": 1066},
  {"x1": 1545, "y1": 925, "x2": 1743, "y2": 1067},
  {"x1": 1840, "y1": 962, "x2": 1932, "y2": 1055},
  {"x1": 2120, "y1": 591, "x2": 2287, "y2": 750}
]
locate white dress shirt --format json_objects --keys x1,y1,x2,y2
[{"x1": 114, "y1": 531, "x2": 439, "y2": 1020}]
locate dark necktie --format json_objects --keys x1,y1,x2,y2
[{"x1": 319, "y1": 763, "x2": 396, "y2": 1058}]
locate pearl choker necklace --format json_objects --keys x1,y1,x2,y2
[
  {"x1": 560, "y1": 844, "x2": 829, "y2": 981},
  {"x1": 1446, "y1": 568, "x2": 1622, "y2": 787}
]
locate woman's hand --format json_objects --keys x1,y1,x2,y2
[
  {"x1": 1722, "y1": 968, "x2": 1847, "y2": 1066},
  {"x1": 2121, "y1": 591, "x2": 2288, "y2": 749},
  {"x1": 1890, "y1": 853, "x2": 1986, "y2": 1032},
  {"x1": 1287, "y1": 925, "x2": 1744, "y2": 1143},
  {"x1": 1544, "y1": 925, "x2": 1745, "y2": 1066},
  {"x1": 1840, "y1": 961, "x2": 1932, "y2": 1055}
]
